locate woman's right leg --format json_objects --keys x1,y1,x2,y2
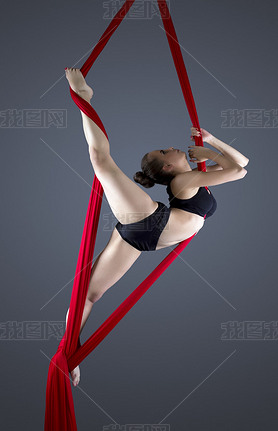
[{"x1": 65, "y1": 67, "x2": 158, "y2": 225}]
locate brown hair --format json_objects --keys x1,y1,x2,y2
[{"x1": 133, "y1": 152, "x2": 175, "y2": 188}]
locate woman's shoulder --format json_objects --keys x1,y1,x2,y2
[{"x1": 168, "y1": 177, "x2": 201, "y2": 200}]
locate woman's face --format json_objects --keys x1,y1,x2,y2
[{"x1": 148, "y1": 146, "x2": 190, "y2": 174}]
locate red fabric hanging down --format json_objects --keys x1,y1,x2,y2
[{"x1": 44, "y1": 1, "x2": 208, "y2": 429}]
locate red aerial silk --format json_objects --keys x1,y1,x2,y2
[{"x1": 44, "y1": 1, "x2": 208, "y2": 429}]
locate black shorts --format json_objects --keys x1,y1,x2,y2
[{"x1": 115, "y1": 201, "x2": 171, "y2": 252}]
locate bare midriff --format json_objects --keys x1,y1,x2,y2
[{"x1": 155, "y1": 207, "x2": 205, "y2": 250}]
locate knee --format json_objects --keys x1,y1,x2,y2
[{"x1": 86, "y1": 292, "x2": 104, "y2": 304}]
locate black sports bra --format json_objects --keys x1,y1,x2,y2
[{"x1": 166, "y1": 183, "x2": 217, "y2": 219}]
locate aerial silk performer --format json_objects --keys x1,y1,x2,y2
[{"x1": 44, "y1": 1, "x2": 249, "y2": 429}]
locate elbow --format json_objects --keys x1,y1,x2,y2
[
  {"x1": 242, "y1": 157, "x2": 249, "y2": 167},
  {"x1": 238, "y1": 167, "x2": 248, "y2": 178}
]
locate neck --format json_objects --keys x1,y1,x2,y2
[{"x1": 173, "y1": 166, "x2": 192, "y2": 176}]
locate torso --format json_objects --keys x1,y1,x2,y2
[{"x1": 155, "y1": 183, "x2": 210, "y2": 250}]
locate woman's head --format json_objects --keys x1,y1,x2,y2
[{"x1": 133, "y1": 147, "x2": 190, "y2": 188}]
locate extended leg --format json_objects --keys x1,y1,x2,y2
[
  {"x1": 65, "y1": 67, "x2": 110, "y2": 158},
  {"x1": 65, "y1": 226, "x2": 142, "y2": 386},
  {"x1": 65, "y1": 68, "x2": 158, "y2": 225}
]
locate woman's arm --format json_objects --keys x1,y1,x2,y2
[
  {"x1": 188, "y1": 146, "x2": 245, "y2": 171},
  {"x1": 191, "y1": 127, "x2": 249, "y2": 168},
  {"x1": 206, "y1": 134, "x2": 249, "y2": 168},
  {"x1": 174, "y1": 148, "x2": 246, "y2": 189},
  {"x1": 192, "y1": 163, "x2": 223, "y2": 172},
  {"x1": 204, "y1": 149, "x2": 244, "y2": 170}
]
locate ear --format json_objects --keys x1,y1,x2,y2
[{"x1": 162, "y1": 163, "x2": 173, "y2": 173}]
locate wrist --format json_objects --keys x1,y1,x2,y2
[
  {"x1": 206, "y1": 134, "x2": 215, "y2": 145},
  {"x1": 207, "y1": 149, "x2": 219, "y2": 160}
]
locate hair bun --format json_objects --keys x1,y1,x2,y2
[{"x1": 133, "y1": 171, "x2": 155, "y2": 189}]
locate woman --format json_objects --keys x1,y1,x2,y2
[{"x1": 64, "y1": 68, "x2": 249, "y2": 386}]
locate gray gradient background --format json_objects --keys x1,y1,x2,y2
[{"x1": 1, "y1": 0, "x2": 277, "y2": 430}]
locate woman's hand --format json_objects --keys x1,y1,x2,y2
[
  {"x1": 188, "y1": 145, "x2": 211, "y2": 163},
  {"x1": 190, "y1": 127, "x2": 213, "y2": 143}
]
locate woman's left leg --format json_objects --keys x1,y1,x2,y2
[{"x1": 65, "y1": 226, "x2": 142, "y2": 386}]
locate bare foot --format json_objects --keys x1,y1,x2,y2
[
  {"x1": 71, "y1": 365, "x2": 80, "y2": 387},
  {"x1": 65, "y1": 67, "x2": 93, "y2": 102}
]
